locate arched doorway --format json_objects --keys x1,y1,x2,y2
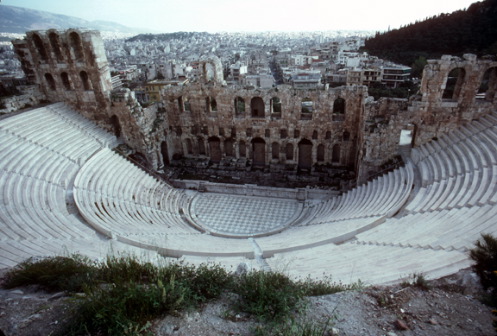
[
  {"x1": 251, "y1": 138, "x2": 266, "y2": 166},
  {"x1": 208, "y1": 136, "x2": 222, "y2": 162},
  {"x1": 443, "y1": 68, "x2": 466, "y2": 100},
  {"x1": 161, "y1": 141, "x2": 169, "y2": 166},
  {"x1": 298, "y1": 139, "x2": 313, "y2": 170},
  {"x1": 332, "y1": 144, "x2": 340, "y2": 163}
]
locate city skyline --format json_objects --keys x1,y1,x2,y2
[{"x1": 2, "y1": 0, "x2": 479, "y2": 33}]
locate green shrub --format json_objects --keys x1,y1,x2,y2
[
  {"x1": 253, "y1": 317, "x2": 333, "y2": 336},
  {"x1": 470, "y1": 234, "x2": 497, "y2": 295},
  {"x1": 2, "y1": 255, "x2": 98, "y2": 292},
  {"x1": 297, "y1": 275, "x2": 363, "y2": 296},
  {"x1": 233, "y1": 271, "x2": 305, "y2": 321},
  {"x1": 61, "y1": 278, "x2": 189, "y2": 336},
  {"x1": 98, "y1": 255, "x2": 158, "y2": 285}
]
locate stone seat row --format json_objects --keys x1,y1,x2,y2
[
  {"x1": 305, "y1": 162, "x2": 413, "y2": 225},
  {"x1": 46, "y1": 103, "x2": 118, "y2": 147},
  {"x1": 266, "y1": 240, "x2": 470, "y2": 285},
  {"x1": 1, "y1": 132, "x2": 82, "y2": 187},
  {"x1": 406, "y1": 165, "x2": 497, "y2": 213},
  {"x1": 0, "y1": 172, "x2": 98, "y2": 241},
  {"x1": 355, "y1": 203, "x2": 497, "y2": 252}
]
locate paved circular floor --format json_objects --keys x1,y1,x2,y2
[{"x1": 190, "y1": 193, "x2": 303, "y2": 237}]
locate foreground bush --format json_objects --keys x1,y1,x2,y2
[{"x1": 2, "y1": 255, "x2": 358, "y2": 335}]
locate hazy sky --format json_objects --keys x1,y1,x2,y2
[{"x1": 2, "y1": 0, "x2": 479, "y2": 32}]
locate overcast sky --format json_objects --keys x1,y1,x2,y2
[{"x1": 2, "y1": 0, "x2": 479, "y2": 32}]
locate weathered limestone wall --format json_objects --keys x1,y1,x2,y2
[
  {"x1": 13, "y1": 29, "x2": 113, "y2": 123},
  {"x1": 154, "y1": 83, "x2": 366, "y2": 173}
]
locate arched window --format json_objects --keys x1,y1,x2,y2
[
  {"x1": 343, "y1": 131, "x2": 350, "y2": 141},
  {"x1": 80, "y1": 71, "x2": 91, "y2": 90},
  {"x1": 325, "y1": 131, "x2": 331, "y2": 140},
  {"x1": 69, "y1": 31, "x2": 84, "y2": 62},
  {"x1": 272, "y1": 142, "x2": 280, "y2": 159},
  {"x1": 443, "y1": 68, "x2": 466, "y2": 100},
  {"x1": 478, "y1": 67, "x2": 497, "y2": 102},
  {"x1": 61, "y1": 72, "x2": 71, "y2": 90},
  {"x1": 332, "y1": 144, "x2": 340, "y2": 163},
  {"x1": 312, "y1": 130, "x2": 318, "y2": 140},
  {"x1": 48, "y1": 32, "x2": 63, "y2": 62},
  {"x1": 32, "y1": 33, "x2": 48, "y2": 61},
  {"x1": 271, "y1": 97, "x2": 281, "y2": 116},
  {"x1": 333, "y1": 97, "x2": 345, "y2": 114},
  {"x1": 317, "y1": 144, "x2": 325, "y2": 162},
  {"x1": 44, "y1": 73, "x2": 56, "y2": 91},
  {"x1": 286, "y1": 143, "x2": 294, "y2": 160},
  {"x1": 301, "y1": 98, "x2": 313, "y2": 120},
  {"x1": 251, "y1": 97, "x2": 265, "y2": 118},
  {"x1": 235, "y1": 97, "x2": 245, "y2": 116}
]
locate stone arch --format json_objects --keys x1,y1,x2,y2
[
  {"x1": 109, "y1": 115, "x2": 121, "y2": 137},
  {"x1": 251, "y1": 137, "x2": 266, "y2": 166},
  {"x1": 61, "y1": 72, "x2": 71, "y2": 90},
  {"x1": 44, "y1": 73, "x2": 56, "y2": 91},
  {"x1": 271, "y1": 142, "x2": 280, "y2": 159},
  {"x1": 234, "y1": 96, "x2": 245, "y2": 116},
  {"x1": 208, "y1": 136, "x2": 222, "y2": 162},
  {"x1": 239, "y1": 140, "x2": 246, "y2": 157},
  {"x1": 32, "y1": 33, "x2": 48, "y2": 61},
  {"x1": 161, "y1": 141, "x2": 170, "y2": 166},
  {"x1": 317, "y1": 144, "x2": 325, "y2": 162},
  {"x1": 48, "y1": 31, "x2": 63, "y2": 62},
  {"x1": 332, "y1": 144, "x2": 340, "y2": 163},
  {"x1": 80, "y1": 71, "x2": 91, "y2": 90},
  {"x1": 186, "y1": 138, "x2": 193, "y2": 155},
  {"x1": 198, "y1": 137, "x2": 206, "y2": 155},
  {"x1": 333, "y1": 97, "x2": 345, "y2": 114},
  {"x1": 298, "y1": 139, "x2": 313, "y2": 170},
  {"x1": 478, "y1": 67, "x2": 497, "y2": 102},
  {"x1": 251, "y1": 97, "x2": 265, "y2": 118},
  {"x1": 69, "y1": 31, "x2": 84, "y2": 62},
  {"x1": 225, "y1": 138, "x2": 234, "y2": 157},
  {"x1": 199, "y1": 55, "x2": 224, "y2": 84},
  {"x1": 286, "y1": 143, "x2": 294, "y2": 160},
  {"x1": 443, "y1": 67, "x2": 466, "y2": 100}
]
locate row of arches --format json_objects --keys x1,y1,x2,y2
[
  {"x1": 43, "y1": 71, "x2": 92, "y2": 92},
  {"x1": 442, "y1": 66, "x2": 497, "y2": 102},
  {"x1": 177, "y1": 95, "x2": 347, "y2": 118},
  {"x1": 166, "y1": 137, "x2": 344, "y2": 168},
  {"x1": 31, "y1": 31, "x2": 89, "y2": 64}
]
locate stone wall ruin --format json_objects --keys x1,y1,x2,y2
[{"x1": 12, "y1": 29, "x2": 497, "y2": 188}]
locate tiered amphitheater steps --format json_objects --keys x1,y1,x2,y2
[{"x1": 0, "y1": 104, "x2": 155, "y2": 267}]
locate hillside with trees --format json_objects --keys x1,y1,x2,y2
[{"x1": 364, "y1": 0, "x2": 497, "y2": 76}]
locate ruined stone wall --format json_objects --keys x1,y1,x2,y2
[
  {"x1": 13, "y1": 29, "x2": 113, "y2": 123},
  {"x1": 153, "y1": 83, "x2": 367, "y2": 173}
]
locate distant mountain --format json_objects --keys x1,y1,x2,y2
[
  {"x1": 0, "y1": 5, "x2": 150, "y2": 34},
  {"x1": 364, "y1": 0, "x2": 497, "y2": 70}
]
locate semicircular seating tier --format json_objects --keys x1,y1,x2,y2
[{"x1": 1, "y1": 102, "x2": 496, "y2": 286}]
